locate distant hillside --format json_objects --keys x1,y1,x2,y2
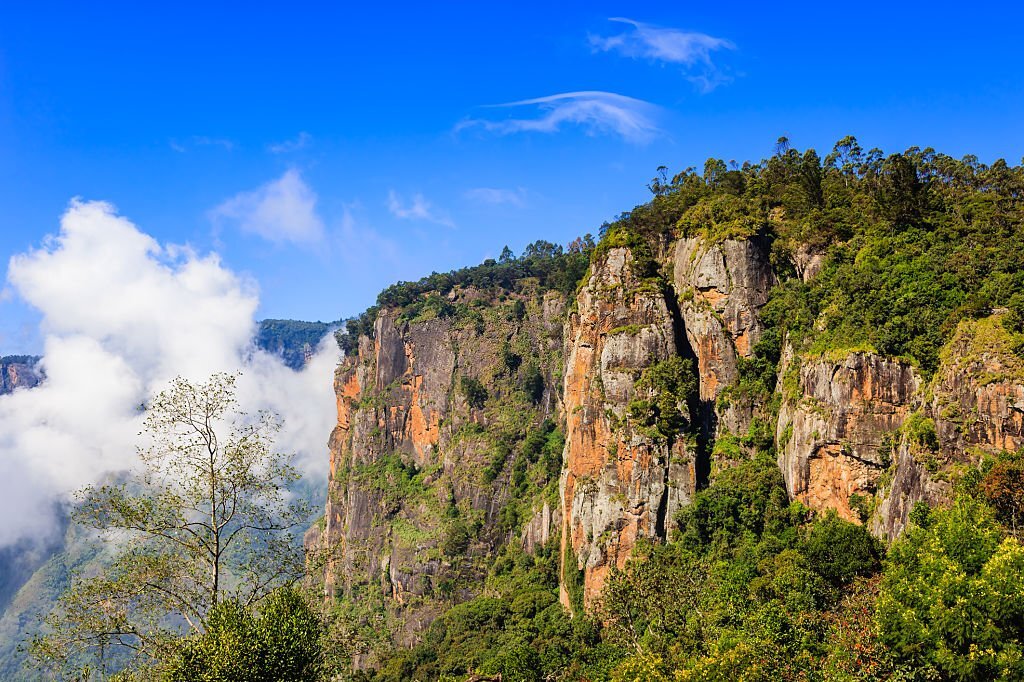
[
  {"x1": 255, "y1": 319, "x2": 343, "y2": 369},
  {"x1": 0, "y1": 355, "x2": 41, "y2": 394}
]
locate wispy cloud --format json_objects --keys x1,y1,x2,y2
[
  {"x1": 170, "y1": 136, "x2": 236, "y2": 152},
  {"x1": 464, "y1": 187, "x2": 528, "y2": 207},
  {"x1": 336, "y1": 206, "x2": 402, "y2": 267},
  {"x1": 590, "y1": 18, "x2": 736, "y2": 92},
  {"x1": 387, "y1": 190, "x2": 454, "y2": 228},
  {"x1": 209, "y1": 169, "x2": 325, "y2": 246},
  {"x1": 268, "y1": 132, "x2": 312, "y2": 154},
  {"x1": 456, "y1": 91, "x2": 660, "y2": 144}
]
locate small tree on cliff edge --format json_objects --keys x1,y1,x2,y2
[{"x1": 29, "y1": 372, "x2": 310, "y2": 678}]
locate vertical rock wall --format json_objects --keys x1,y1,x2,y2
[
  {"x1": 776, "y1": 352, "x2": 921, "y2": 523},
  {"x1": 559, "y1": 247, "x2": 697, "y2": 609},
  {"x1": 672, "y1": 236, "x2": 776, "y2": 459},
  {"x1": 317, "y1": 289, "x2": 567, "y2": 655}
]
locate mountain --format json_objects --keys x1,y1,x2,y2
[
  {"x1": 0, "y1": 356, "x2": 41, "y2": 394},
  {"x1": 7, "y1": 140, "x2": 1024, "y2": 680},
  {"x1": 309, "y1": 142, "x2": 1024, "y2": 679},
  {"x1": 256, "y1": 318, "x2": 342, "y2": 369}
]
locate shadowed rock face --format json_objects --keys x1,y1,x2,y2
[
  {"x1": 559, "y1": 247, "x2": 696, "y2": 609},
  {"x1": 0, "y1": 357, "x2": 41, "y2": 395}
]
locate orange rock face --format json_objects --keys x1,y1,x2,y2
[
  {"x1": 560, "y1": 247, "x2": 696, "y2": 610},
  {"x1": 777, "y1": 352, "x2": 921, "y2": 525}
]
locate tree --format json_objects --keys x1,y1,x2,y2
[
  {"x1": 30, "y1": 373, "x2": 310, "y2": 678},
  {"x1": 164, "y1": 587, "x2": 323, "y2": 681},
  {"x1": 980, "y1": 450, "x2": 1024, "y2": 534},
  {"x1": 876, "y1": 496, "x2": 1024, "y2": 680}
]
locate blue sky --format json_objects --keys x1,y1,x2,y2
[{"x1": 1, "y1": 1, "x2": 1023, "y2": 353}]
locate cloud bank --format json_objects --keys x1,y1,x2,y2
[
  {"x1": 590, "y1": 18, "x2": 736, "y2": 92},
  {"x1": 0, "y1": 200, "x2": 337, "y2": 549},
  {"x1": 457, "y1": 91, "x2": 660, "y2": 143},
  {"x1": 210, "y1": 169, "x2": 325, "y2": 246}
]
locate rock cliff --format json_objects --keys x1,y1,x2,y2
[
  {"x1": 315, "y1": 236, "x2": 1024, "y2": 657},
  {"x1": 0, "y1": 356, "x2": 41, "y2": 394},
  {"x1": 776, "y1": 352, "x2": 920, "y2": 524},
  {"x1": 315, "y1": 286, "x2": 566, "y2": 658},
  {"x1": 559, "y1": 247, "x2": 696, "y2": 609},
  {"x1": 672, "y1": 236, "x2": 775, "y2": 448}
]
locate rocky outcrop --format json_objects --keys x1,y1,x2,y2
[
  {"x1": 672, "y1": 237, "x2": 774, "y2": 403},
  {"x1": 873, "y1": 314, "x2": 1024, "y2": 537},
  {"x1": 930, "y1": 315, "x2": 1024, "y2": 454},
  {"x1": 0, "y1": 356, "x2": 41, "y2": 394},
  {"x1": 793, "y1": 243, "x2": 826, "y2": 282},
  {"x1": 559, "y1": 247, "x2": 696, "y2": 610},
  {"x1": 671, "y1": 236, "x2": 775, "y2": 461},
  {"x1": 316, "y1": 288, "x2": 567, "y2": 656},
  {"x1": 777, "y1": 352, "x2": 921, "y2": 523}
]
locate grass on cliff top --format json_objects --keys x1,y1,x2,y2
[{"x1": 937, "y1": 313, "x2": 1024, "y2": 385}]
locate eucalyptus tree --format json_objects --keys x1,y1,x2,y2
[{"x1": 30, "y1": 373, "x2": 310, "y2": 678}]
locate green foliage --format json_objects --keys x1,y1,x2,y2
[
  {"x1": 980, "y1": 449, "x2": 1024, "y2": 533},
  {"x1": 165, "y1": 588, "x2": 323, "y2": 681},
  {"x1": 675, "y1": 454, "x2": 797, "y2": 551},
  {"x1": 877, "y1": 496, "x2": 1024, "y2": 680},
  {"x1": 256, "y1": 319, "x2": 337, "y2": 369},
  {"x1": 799, "y1": 511, "x2": 881, "y2": 586},
  {"x1": 902, "y1": 411, "x2": 938, "y2": 451},
  {"x1": 459, "y1": 376, "x2": 488, "y2": 409},
  {"x1": 595, "y1": 140, "x2": 1024, "y2": 378},
  {"x1": 521, "y1": 363, "x2": 545, "y2": 404},
  {"x1": 374, "y1": 238, "x2": 592, "y2": 316},
  {"x1": 602, "y1": 455, "x2": 894, "y2": 680},
  {"x1": 628, "y1": 357, "x2": 697, "y2": 442},
  {"x1": 363, "y1": 545, "x2": 619, "y2": 682}
]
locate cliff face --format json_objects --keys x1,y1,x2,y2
[
  {"x1": 316, "y1": 288, "x2": 566, "y2": 655},
  {"x1": 0, "y1": 357, "x2": 41, "y2": 395},
  {"x1": 672, "y1": 236, "x2": 776, "y2": 456},
  {"x1": 872, "y1": 314, "x2": 1024, "y2": 537},
  {"x1": 776, "y1": 352, "x2": 921, "y2": 523},
  {"x1": 775, "y1": 315, "x2": 1024, "y2": 538},
  {"x1": 316, "y1": 237, "x2": 1024, "y2": 654},
  {"x1": 559, "y1": 247, "x2": 695, "y2": 609}
]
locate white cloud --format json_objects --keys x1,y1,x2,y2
[
  {"x1": 387, "y1": 190, "x2": 455, "y2": 227},
  {"x1": 192, "y1": 136, "x2": 236, "y2": 151},
  {"x1": 456, "y1": 91, "x2": 660, "y2": 144},
  {"x1": 268, "y1": 132, "x2": 312, "y2": 154},
  {"x1": 590, "y1": 18, "x2": 735, "y2": 92},
  {"x1": 464, "y1": 187, "x2": 527, "y2": 207},
  {"x1": 210, "y1": 169, "x2": 325, "y2": 246},
  {"x1": 0, "y1": 200, "x2": 337, "y2": 548}
]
